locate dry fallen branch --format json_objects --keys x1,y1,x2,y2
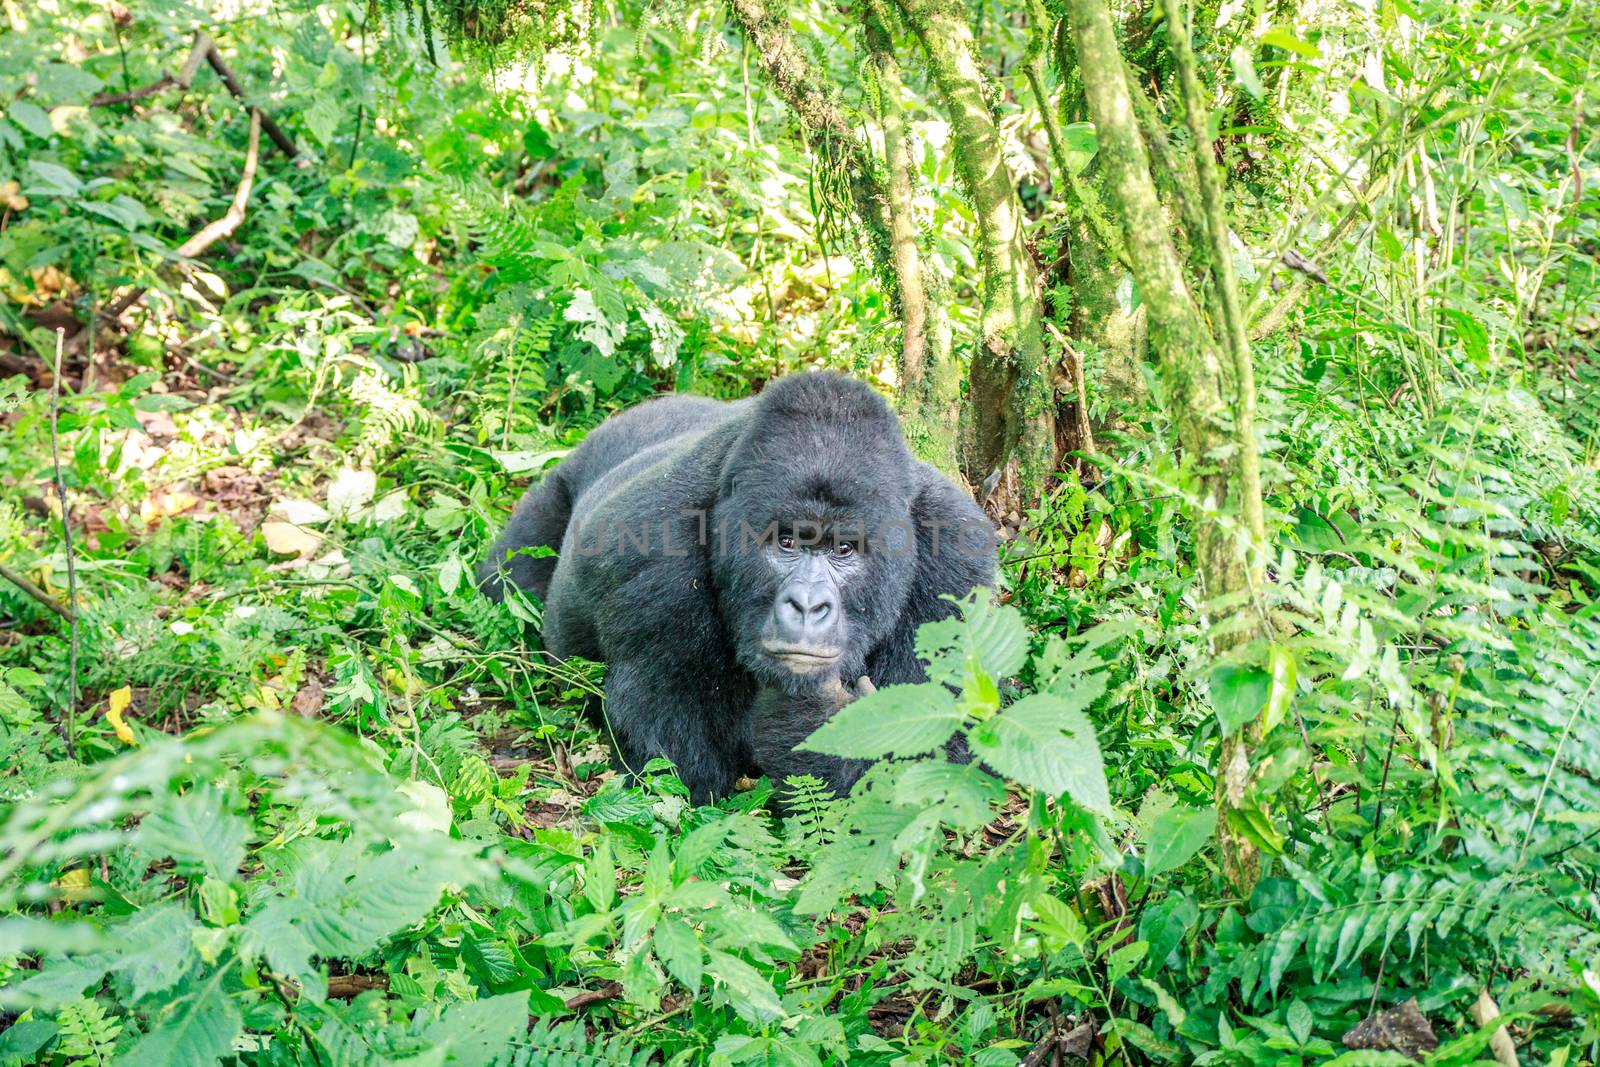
[
  {"x1": 77, "y1": 108, "x2": 262, "y2": 346},
  {"x1": 563, "y1": 981, "x2": 624, "y2": 1012},
  {"x1": 88, "y1": 30, "x2": 297, "y2": 159},
  {"x1": 0, "y1": 562, "x2": 77, "y2": 622},
  {"x1": 89, "y1": 30, "x2": 210, "y2": 106}
]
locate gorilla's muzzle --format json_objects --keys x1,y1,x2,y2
[{"x1": 762, "y1": 552, "x2": 844, "y2": 671}]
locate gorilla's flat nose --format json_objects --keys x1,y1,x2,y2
[{"x1": 777, "y1": 581, "x2": 836, "y2": 637}]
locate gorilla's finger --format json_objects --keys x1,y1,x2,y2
[
  {"x1": 854, "y1": 675, "x2": 877, "y2": 697},
  {"x1": 819, "y1": 675, "x2": 854, "y2": 706}
]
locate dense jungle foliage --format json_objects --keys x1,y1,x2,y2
[{"x1": 1, "y1": 0, "x2": 1598, "y2": 1063}]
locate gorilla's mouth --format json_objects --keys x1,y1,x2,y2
[{"x1": 761, "y1": 641, "x2": 844, "y2": 672}]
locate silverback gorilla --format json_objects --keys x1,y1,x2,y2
[{"x1": 477, "y1": 373, "x2": 995, "y2": 803}]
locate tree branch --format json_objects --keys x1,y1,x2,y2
[
  {"x1": 86, "y1": 30, "x2": 296, "y2": 159},
  {"x1": 88, "y1": 109, "x2": 262, "y2": 335},
  {"x1": 0, "y1": 562, "x2": 77, "y2": 622}
]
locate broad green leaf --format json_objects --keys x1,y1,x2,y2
[
  {"x1": 1142, "y1": 805, "x2": 1218, "y2": 877},
  {"x1": 1061, "y1": 122, "x2": 1098, "y2": 175},
  {"x1": 108, "y1": 904, "x2": 200, "y2": 1001},
  {"x1": 1262, "y1": 27, "x2": 1319, "y2": 58},
  {"x1": 83, "y1": 194, "x2": 152, "y2": 230},
  {"x1": 418, "y1": 991, "x2": 531, "y2": 1067},
  {"x1": 36, "y1": 63, "x2": 103, "y2": 102},
  {"x1": 6, "y1": 101, "x2": 53, "y2": 140},
  {"x1": 1262, "y1": 644, "x2": 1297, "y2": 733},
  {"x1": 1210, "y1": 664, "x2": 1270, "y2": 737},
  {"x1": 706, "y1": 949, "x2": 783, "y2": 1022},
  {"x1": 0, "y1": 1018, "x2": 55, "y2": 1060},
  {"x1": 123, "y1": 973, "x2": 242, "y2": 1067},
  {"x1": 1231, "y1": 45, "x2": 1265, "y2": 99},
  {"x1": 653, "y1": 915, "x2": 703, "y2": 991},
  {"x1": 305, "y1": 93, "x2": 341, "y2": 147},
  {"x1": 801, "y1": 682, "x2": 961, "y2": 759},
  {"x1": 892, "y1": 760, "x2": 1006, "y2": 830},
  {"x1": 1442, "y1": 308, "x2": 1490, "y2": 368},
  {"x1": 915, "y1": 597, "x2": 1027, "y2": 687},
  {"x1": 1287, "y1": 999, "x2": 1314, "y2": 1045},
  {"x1": 24, "y1": 160, "x2": 82, "y2": 196},
  {"x1": 1139, "y1": 977, "x2": 1187, "y2": 1027},
  {"x1": 1375, "y1": 227, "x2": 1403, "y2": 262},
  {"x1": 137, "y1": 789, "x2": 248, "y2": 881},
  {"x1": 1028, "y1": 892, "x2": 1086, "y2": 951},
  {"x1": 970, "y1": 691, "x2": 1109, "y2": 812}
]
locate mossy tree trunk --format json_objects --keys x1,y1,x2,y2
[
  {"x1": 889, "y1": 0, "x2": 1056, "y2": 505},
  {"x1": 1066, "y1": 0, "x2": 1268, "y2": 892},
  {"x1": 863, "y1": 0, "x2": 961, "y2": 473}
]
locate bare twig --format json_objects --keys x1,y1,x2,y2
[
  {"x1": 84, "y1": 109, "x2": 263, "y2": 341},
  {"x1": 89, "y1": 30, "x2": 211, "y2": 107},
  {"x1": 1044, "y1": 321, "x2": 1097, "y2": 462},
  {"x1": 177, "y1": 108, "x2": 262, "y2": 257},
  {"x1": 563, "y1": 982, "x2": 624, "y2": 1012},
  {"x1": 0, "y1": 562, "x2": 77, "y2": 622},
  {"x1": 50, "y1": 329, "x2": 79, "y2": 759},
  {"x1": 85, "y1": 30, "x2": 294, "y2": 159},
  {"x1": 203, "y1": 43, "x2": 297, "y2": 158}
]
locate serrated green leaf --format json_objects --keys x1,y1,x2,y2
[
  {"x1": 137, "y1": 790, "x2": 248, "y2": 882},
  {"x1": 463, "y1": 931, "x2": 519, "y2": 985},
  {"x1": 243, "y1": 840, "x2": 452, "y2": 1001},
  {"x1": 969, "y1": 691, "x2": 1109, "y2": 811},
  {"x1": 801, "y1": 682, "x2": 961, "y2": 759},
  {"x1": 418, "y1": 991, "x2": 531, "y2": 1067},
  {"x1": 653, "y1": 915, "x2": 703, "y2": 991},
  {"x1": 123, "y1": 973, "x2": 241, "y2": 1067},
  {"x1": 915, "y1": 597, "x2": 1027, "y2": 687},
  {"x1": 109, "y1": 904, "x2": 200, "y2": 1002}
]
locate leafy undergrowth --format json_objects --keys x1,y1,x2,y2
[{"x1": 4, "y1": 0, "x2": 1600, "y2": 1065}]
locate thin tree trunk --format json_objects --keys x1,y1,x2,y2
[
  {"x1": 864, "y1": 0, "x2": 960, "y2": 471},
  {"x1": 1026, "y1": 15, "x2": 1148, "y2": 418},
  {"x1": 1066, "y1": 0, "x2": 1267, "y2": 892},
  {"x1": 891, "y1": 0, "x2": 1055, "y2": 503}
]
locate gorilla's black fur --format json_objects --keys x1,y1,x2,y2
[{"x1": 478, "y1": 373, "x2": 995, "y2": 802}]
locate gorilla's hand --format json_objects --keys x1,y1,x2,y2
[
  {"x1": 752, "y1": 675, "x2": 876, "y2": 807},
  {"x1": 817, "y1": 673, "x2": 876, "y2": 708}
]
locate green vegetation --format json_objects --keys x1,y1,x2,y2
[{"x1": 2, "y1": 0, "x2": 1598, "y2": 1063}]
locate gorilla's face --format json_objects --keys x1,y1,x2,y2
[{"x1": 710, "y1": 378, "x2": 917, "y2": 696}]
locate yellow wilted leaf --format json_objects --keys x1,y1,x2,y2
[
  {"x1": 53, "y1": 868, "x2": 92, "y2": 902},
  {"x1": 106, "y1": 686, "x2": 136, "y2": 745}
]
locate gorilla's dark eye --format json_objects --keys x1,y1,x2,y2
[
  {"x1": 834, "y1": 541, "x2": 856, "y2": 558},
  {"x1": 778, "y1": 535, "x2": 797, "y2": 551}
]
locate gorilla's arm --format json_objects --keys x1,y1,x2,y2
[{"x1": 752, "y1": 677, "x2": 873, "y2": 803}]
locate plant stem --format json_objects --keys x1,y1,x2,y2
[{"x1": 50, "y1": 329, "x2": 79, "y2": 760}]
